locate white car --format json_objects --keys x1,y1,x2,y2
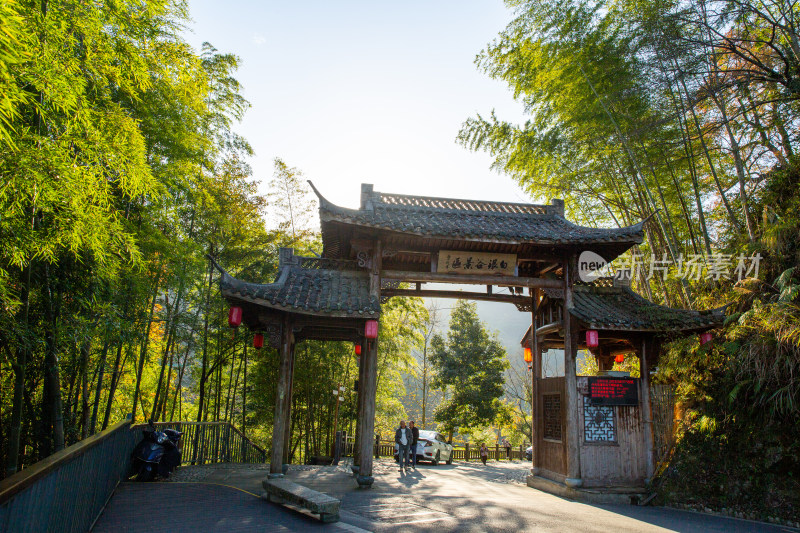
[{"x1": 394, "y1": 429, "x2": 454, "y2": 465}]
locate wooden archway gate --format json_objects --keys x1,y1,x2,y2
[{"x1": 213, "y1": 183, "x2": 718, "y2": 490}]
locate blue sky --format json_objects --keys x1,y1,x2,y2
[
  {"x1": 183, "y1": 1, "x2": 530, "y2": 206},
  {"x1": 184, "y1": 1, "x2": 536, "y2": 357}
]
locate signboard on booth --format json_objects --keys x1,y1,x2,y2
[
  {"x1": 588, "y1": 377, "x2": 639, "y2": 406},
  {"x1": 437, "y1": 251, "x2": 517, "y2": 276}
]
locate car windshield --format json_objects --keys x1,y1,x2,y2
[{"x1": 418, "y1": 430, "x2": 437, "y2": 441}]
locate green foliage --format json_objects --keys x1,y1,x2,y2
[
  {"x1": 267, "y1": 158, "x2": 318, "y2": 248},
  {"x1": 430, "y1": 300, "x2": 509, "y2": 435},
  {"x1": 467, "y1": 0, "x2": 800, "y2": 517}
]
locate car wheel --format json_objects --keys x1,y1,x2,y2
[
  {"x1": 432, "y1": 451, "x2": 440, "y2": 466},
  {"x1": 445, "y1": 452, "x2": 452, "y2": 465}
]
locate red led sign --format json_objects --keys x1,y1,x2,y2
[{"x1": 588, "y1": 377, "x2": 639, "y2": 406}]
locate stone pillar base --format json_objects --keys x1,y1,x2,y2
[
  {"x1": 564, "y1": 477, "x2": 584, "y2": 488},
  {"x1": 267, "y1": 473, "x2": 284, "y2": 479},
  {"x1": 355, "y1": 475, "x2": 374, "y2": 488}
]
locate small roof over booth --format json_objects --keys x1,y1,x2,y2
[{"x1": 521, "y1": 278, "x2": 726, "y2": 359}]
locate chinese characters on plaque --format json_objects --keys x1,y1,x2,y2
[{"x1": 437, "y1": 251, "x2": 517, "y2": 276}]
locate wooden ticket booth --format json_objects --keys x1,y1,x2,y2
[{"x1": 522, "y1": 279, "x2": 724, "y2": 500}]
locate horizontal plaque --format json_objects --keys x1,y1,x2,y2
[
  {"x1": 588, "y1": 377, "x2": 639, "y2": 406},
  {"x1": 437, "y1": 251, "x2": 516, "y2": 276}
]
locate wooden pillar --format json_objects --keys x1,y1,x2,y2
[
  {"x1": 563, "y1": 255, "x2": 582, "y2": 488},
  {"x1": 640, "y1": 336, "x2": 656, "y2": 482},
  {"x1": 281, "y1": 334, "x2": 296, "y2": 465},
  {"x1": 357, "y1": 240, "x2": 381, "y2": 488},
  {"x1": 269, "y1": 314, "x2": 294, "y2": 476},
  {"x1": 357, "y1": 335, "x2": 378, "y2": 487},
  {"x1": 530, "y1": 288, "x2": 541, "y2": 476},
  {"x1": 353, "y1": 337, "x2": 367, "y2": 472}
]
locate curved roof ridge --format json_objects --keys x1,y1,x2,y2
[
  {"x1": 559, "y1": 217, "x2": 645, "y2": 238},
  {"x1": 375, "y1": 190, "x2": 554, "y2": 215}
]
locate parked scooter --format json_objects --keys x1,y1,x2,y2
[{"x1": 131, "y1": 422, "x2": 182, "y2": 481}]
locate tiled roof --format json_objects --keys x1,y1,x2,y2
[
  {"x1": 569, "y1": 284, "x2": 725, "y2": 332},
  {"x1": 212, "y1": 254, "x2": 380, "y2": 319},
  {"x1": 311, "y1": 182, "x2": 645, "y2": 247}
]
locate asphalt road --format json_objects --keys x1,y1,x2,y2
[
  {"x1": 93, "y1": 460, "x2": 798, "y2": 533},
  {"x1": 299, "y1": 460, "x2": 796, "y2": 533}
]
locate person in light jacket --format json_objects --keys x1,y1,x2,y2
[{"x1": 395, "y1": 420, "x2": 413, "y2": 472}]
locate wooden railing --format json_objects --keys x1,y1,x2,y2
[
  {"x1": 0, "y1": 419, "x2": 141, "y2": 533},
  {"x1": 134, "y1": 421, "x2": 267, "y2": 465},
  {"x1": 373, "y1": 440, "x2": 530, "y2": 461}
]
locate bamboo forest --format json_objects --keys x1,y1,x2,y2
[{"x1": 0, "y1": 0, "x2": 799, "y2": 529}]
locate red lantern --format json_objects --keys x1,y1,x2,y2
[
  {"x1": 586, "y1": 330, "x2": 599, "y2": 348},
  {"x1": 615, "y1": 353, "x2": 625, "y2": 364},
  {"x1": 354, "y1": 344, "x2": 362, "y2": 356},
  {"x1": 228, "y1": 306, "x2": 243, "y2": 328},
  {"x1": 700, "y1": 331, "x2": 713, "y2": 345},
  {"x1": 365, "y1": 320, "x2": 379, "y2": 339},
  {"x1": 253, "y1": 333, "x2": 264, "y2": 349},
  {"x1": 523, "y1": 347, "x2": 532, "y2": 363}
]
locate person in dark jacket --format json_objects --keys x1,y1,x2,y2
[
  {"x1": 409, "y1": 420, "x2": 420, "y2": 469},
  {"x1": 395, "y1": 420, "x2": 413, "y2": 472}
]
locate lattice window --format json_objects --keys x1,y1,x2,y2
[
  {"x1": 583, "y1": 396, "x2": 616, "y2": 442},
  {"x1": 543, "y1": 394, "x2": 562, "y2": 441}
]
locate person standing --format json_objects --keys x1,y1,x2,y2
[
  {"x1": 502, "y1": 437, "x2": 512, "y2": 460},
  {"x1": 479, "y1": 443, "x2": 489, "y2": 466},
  {"x1": 409, "y1": 420, "x2": 420, "y2": 469},
  {"x1": 395, "y1": 420, "x2": 412, "y2": 472}
]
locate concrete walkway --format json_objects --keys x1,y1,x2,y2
[{"x1": 92, "y1": 460, "x2": 798, "y2": 532}]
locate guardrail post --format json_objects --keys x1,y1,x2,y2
[
  {"x1": 224, "y1": 424, "x2": 231, "y2": 462},
  {"x1": 333, "y1": 431, "x2": 342, "y2": 465}
]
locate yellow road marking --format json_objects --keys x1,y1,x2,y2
[{"x1": 165, "y1": 481, "x2": 260, "y2": 498}]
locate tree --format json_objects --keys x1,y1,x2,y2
[
  {"x1": 267, "y1": 158, "x2": 318, "y2": 247},
  {"x1": 430, "y1": 300, "x2": 508, "y2": 438}
]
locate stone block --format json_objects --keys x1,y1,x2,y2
[{"x1": 263, "y1": 478, "x2": 340, "y2": 522}]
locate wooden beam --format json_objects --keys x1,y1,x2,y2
[
  {"x1": 381, "y1": 270, "x2": 561, "y2": 288},
  {"x1": 382, "y1": 288, "x2": 529, "y2": 305},
  {"x1": 536, "y1": 321, "x2": 562, "y2": 336},
  {"x1": 539, "y1": 263, "x2": 560, "y2": 275}
]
